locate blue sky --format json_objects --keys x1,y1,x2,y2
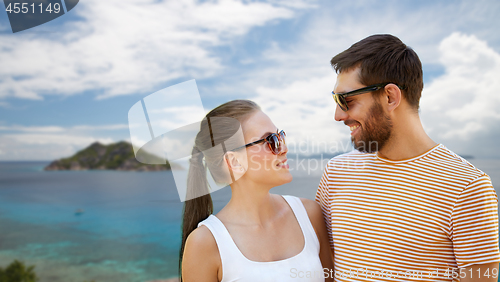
[{"x1": 0, "y1": 0, "x2": 499, "y2": 160}]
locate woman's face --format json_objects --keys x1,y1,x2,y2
[{"x1": 237, "y1": 110, "x2": 292, "y2": 187}]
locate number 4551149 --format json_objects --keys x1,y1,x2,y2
[
  {"x1": 6, "y1": 3, "x2": 62, "y2": 14},
  {"x1": 444, "y1": 267, "x2": 499, "y2": 279}
]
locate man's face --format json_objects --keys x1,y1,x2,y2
[{"x1": 333, "y1": 67, "x2": 393, "y2": 153}]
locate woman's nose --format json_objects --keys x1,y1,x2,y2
[{"x1": 280, "y1": 139, "x2": 288, "y2": 155}]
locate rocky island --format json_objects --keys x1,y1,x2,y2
[{"x1": 44, "y1": 141, "x2": 176, "y2": 171}]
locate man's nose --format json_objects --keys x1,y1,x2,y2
[{"x1": 334, "y1": 104, "x2": 348, "y2": 121}]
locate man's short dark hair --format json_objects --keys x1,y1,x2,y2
[{"x1": 330, "y1": 34, "x2": 423, "y2": 110}]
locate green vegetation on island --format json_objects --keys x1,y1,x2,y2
[
  {"x1": 0, "y1": 260, "x2": 38, "y2": 282},
  {"x1": 0, "y1": 260, "x2": 99, "y2": 282},
  {"x1": 44, "y1": 141, "x2": 177, "y2": 171}
]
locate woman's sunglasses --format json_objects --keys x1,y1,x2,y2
[
  {"x1": 332, "y1": 82, "x2": 405, "y2": 111},
  {"x1": 233, "y1": 130, "x2": 286, "y2": 155}
]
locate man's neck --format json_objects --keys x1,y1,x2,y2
[{"x1": 376, "y1": 113, "x2": 437, "y2": 161}]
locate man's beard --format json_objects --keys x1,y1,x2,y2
[{"x1": 352, "y1": 101, "x2": 393, "y2": 153}]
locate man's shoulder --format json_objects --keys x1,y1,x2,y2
[
  {"x1": 323, "y1": 145, "x2": 487, "y2": 179},
  {"x1": 429, "y1": 144, "x2": 486, "y2": 178}
]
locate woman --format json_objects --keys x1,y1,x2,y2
[{"x1": 179, "y1": 100, "x2": 334, "y2": 282}]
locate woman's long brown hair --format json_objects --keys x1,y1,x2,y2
[{"x1": 179, "y1": 100, "x2": 260, "y2": 281}]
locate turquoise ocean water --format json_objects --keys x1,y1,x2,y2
[{"x1": 0, "y1": 158, "x2": 499, "y2": 282}]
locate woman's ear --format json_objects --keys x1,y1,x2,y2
[
  {"x1": 224, "y1": 151, "x2": 247, "y2": 183},
  {"x1": 224, "y1": 152, "x2": 245, "y2": 173}
]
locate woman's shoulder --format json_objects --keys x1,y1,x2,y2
[
  {"x1": 182, "y1": 222, "x2": 221, "y2": 277},
  {"x1": 185, "y1": 223, "x2": 218, "y2": 254},
  {"x1": 182, "y1": 223, "x2": 221, "y2": 280}
]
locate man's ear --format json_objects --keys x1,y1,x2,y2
[{"x1": 384, "y1": 83, "x2": 402, "y2": 112}]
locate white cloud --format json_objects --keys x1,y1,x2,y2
[
  {"x1": 0, "y1": 0, "x2": 307, "y2": 100},
  {"x1": 267, "y1": 0, "x2": 317, "y2": 9},
  {"x1": 0, "y1": 125, "x2": 65, "y2": 133},
  {"x1": 146, "y1": 105, "x2": 206, "y2": 132},
  {"x1": 71, "y1": 124, "x2": 130, "y2": 131},
  {"x1": 420, "y1": 33, "x2": 500, "y2": 142},
  {"x1": 0, "y1": 134, "x2": 114, "y2": 160},
  {"x1": 0, "y1": 124, "x2": 129, "y2": 160},
  {"x1": 2, "y1": 133, "x2": 113, "y2": 146},
  {"x1": 0, "y1": 124, "x2": 128, "y2": 133}
]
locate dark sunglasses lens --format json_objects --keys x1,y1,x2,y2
[
  {"x1": 265, "y1": 134, "x2": 278, "y2": 154},
  {"x1": 337, "y1": 95, "x2": 347, "y2": 111},
  {"x1": 272, "y1": 135, "x2": 281, "y2": 154},
  {"x1": 333, "y1": 95, "x2": 340, "y2": 109}
]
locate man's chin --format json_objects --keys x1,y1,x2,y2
[
  {"x1": 351, "y1": 138, "x2": 365, "y2": 152},
  {"x1": 352, "y1": 138, "x2": 380, "y2": 153}
]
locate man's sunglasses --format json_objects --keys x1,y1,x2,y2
[
  {"x1": 332, "y1": 82, "x2": 405, "y2": 111},
  {"x1": 232, "y1": 130, "x2": 286, "y2": 155}
]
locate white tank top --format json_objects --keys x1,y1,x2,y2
[{"x1": 198, "y1": 195, "x2": 325, "y2": 282}]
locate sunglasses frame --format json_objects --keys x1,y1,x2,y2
[
  {"x1": 232, "y1": 130, "x2": 286, "y2": 155},
  {"x1": 332, "y1": 82, "x2": 404, "y2": 111}
]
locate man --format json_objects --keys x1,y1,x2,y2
[{"x1": 316, "y1": 34, "x2": 500, "y2": 281}]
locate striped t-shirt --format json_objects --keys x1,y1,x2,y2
[{"x1": 315, "y1": 144, "x2": 500, "y2": 281}]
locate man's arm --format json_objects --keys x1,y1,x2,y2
[
  {"x1": 315, "y1": 162, "x2": 333, "y2": 250},
  {"x1": 460, "y1": 262, "x2": 499, "y2": 282},
  {"x1": 451, "y1": 174, "x2": 500, "y2": 274}
]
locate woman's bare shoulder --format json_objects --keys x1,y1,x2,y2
[
  {"x1": 182, "y1": 225, "x2": 221, "y2": 281},
  {"x1": 184, "y1": 225, "x2": 219, "y2": 256}
]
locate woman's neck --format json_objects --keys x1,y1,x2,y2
[{"x1": 222, "y1": 181, "x2": 280, "y2": 227}]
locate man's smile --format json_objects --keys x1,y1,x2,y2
[{"x1": 347, "y1": 124, "x2": 360, "y2": 136}]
